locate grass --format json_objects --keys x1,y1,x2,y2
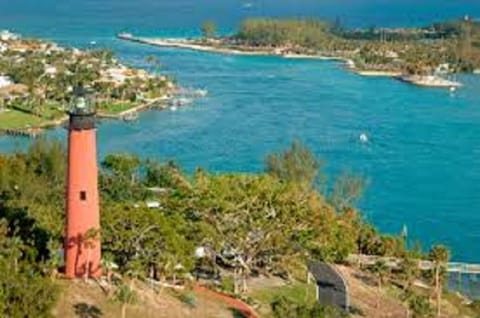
[
  {"x1": 248, "y1": 281, "x2": 317, "y2": 318},
  {"x1": 0, "y1": 109, "x2": 45, "y2": 129},
  {"x1": 249, "y1": 281, "x2": 317, "y2": 308},
  {"x1": 40, "y1": 102, "x2": 65, "y2": 119},
  {"x1": 56, "y1": 280, "x2": 235, "y2": 318},
  {"x1": 99, "y1": 102, "x2": 137, "y2": 114},
  {"x1": 443, "y1": 291, "x2": 479, "y2": 317}
]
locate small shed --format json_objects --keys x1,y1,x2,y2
[{"x1": 308, "y1": 261, "x2": 350, "y2": 312}]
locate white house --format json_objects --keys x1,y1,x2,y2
[
  {"x1": 0, "y1": 42, "x2": 7, "y2": 53},
  {"x1": 45, "y1": 65, "x2": 57, "y2": 76},
  {"x1": 0, "y1": 75, "x2": 13, "y2": 88},
  {"x1": 146, "y1": 201, "x2": 161, "y2": 209}
]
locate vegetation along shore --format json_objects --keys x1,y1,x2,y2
[
  {"x1": 0, "y1": 30, "x2": 177, "y2": 134},
  {"x1": 119, "y1": 16, "x2": 480, "y2": 88}
]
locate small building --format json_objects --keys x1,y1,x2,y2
[
  {"x1": 435, "y1": 63, "x2": 450, "y2": 75},
  {"x1": 0, "y1": 30, "x2": 19, "y2": 41},
  {"x1": 45, "y1": 65, "x2": 58, "y2": 76},
  {"x1": 0, "y1": 83, "x2": 28, "y2": 110},
  {"x1": 0, "y1": 75, "x2": 13, "y2": 88},
  {"x1": 384, "y1": 50, "x2": 399, "y2": 59},
  {"x1": 0, "y1": 83, "x2": 28, "y2": 98},
  {"x1": 146, "y1": 201, "x2": 161, "y2": 209}
]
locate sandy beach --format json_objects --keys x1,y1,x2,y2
[{"x1": 118, "y1": 34, "x2": 464, "y2": 88}]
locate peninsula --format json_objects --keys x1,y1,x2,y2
[
  {"x1": 119, "y1": 17, "x2": 480, "y2": 88},
  {"x1": 0, "y1": 30, "x2": 175, "y2": 134}
]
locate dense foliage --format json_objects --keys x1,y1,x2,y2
[
  {"x1": 236, "y1": 19, "x2": 334, "y2": 49},
  {"x1": 0, "y1": 219, "x2": 59, "y2": 318},
  {"x1": 230, "y1": 17, "x2": 480, "y2": 74},
  {"x1": 0, "y1": 138, "x2": 451, "y2": 315},
  {"x1": 271, "y1": 296, "x2": 348, "y2": 318}
]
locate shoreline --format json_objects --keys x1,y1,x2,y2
[
  {"x1": 118, "y1": 33, "x2": 463, "y2": 87},
  {"x1": 0, "y1": 96, "x2": 172, "y2": 137},
  {"x1": 96, "y1": 96, "x2": 171, "y2": 119},
  {"x1": 118, "y1": 34, "x2": 273, "y2": 56},
  {"x1": 0, "y1": 115, "x2": 68, "y2": 137},
  {"x1": 0, "y1": 31, "x2": 177, "y2": 135}
]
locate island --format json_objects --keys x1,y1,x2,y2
[
  {"x1": 0, "y1": 30, "x2": 176, "y2": 135},
  {"x1": 119, "y1": 17, "x2": 480, "y2": 88}
]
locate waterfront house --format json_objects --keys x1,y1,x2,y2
[
  {"x1": 0, "y1": 83, "x2": 28, "y2": 109},
  {"x1": 0, "y1": 30, "x2": 19, "y2": 41},
  {"x1": 0, "y1": 75, "x2": 13, "y2": 88}
]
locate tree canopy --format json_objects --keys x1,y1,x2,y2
[{"x1": 0, "y1": 138, "x2": 432, "y2": 315}]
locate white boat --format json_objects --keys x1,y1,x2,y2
[
  {"x1": 398, "y1": 75, "x2": 462, "y2": 88},
  {"x1": 170, "y1": 105, "x2": 178, "y2": 111},
  {"x1": 117, "y1": 32, "x2": 133, "y2": 39},
  {"x1": 359, "y1": 133, "x2": 369, "y2": 143},
  {"x1": 175, "y1": 97, "x2": 192, "y2": 106},
  {"x1": 123, "y1": 112, "x2": 138, "y2": 122},
  {"x1": 177, "y1": 87, "x2": 208, "y2": 98},
  {"x1": 194, "y1": 89, "x2": 208, "y2": 97}
]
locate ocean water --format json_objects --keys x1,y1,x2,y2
[{"x1": 0, "y1": 0, "x2": 480, "y2": 263}]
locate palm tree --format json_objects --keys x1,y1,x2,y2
[
  {"x1": 114, "y1": 282, "x2": 137, "y2": 318},
  {"x1": 82, "y1": 228, "x2": 100, "y2": 281},
  {"x1": 145, "y1": 55, "x2": 162, "y2": 75},
  {"x1": 371, "y1": 260, "x2": 389, "y2": 308},
  {"x1": 201, "y1": 20, "x2": 217, "y2": 39},
  {"x1": 400, "y1": 255, "x2": 420, "y2": 292},
  {"x1": 101, "y1": 252, "x2": 116, "y2": 285},
  {"x1": 428, "y1": 245, "x2": 449, "y2": 318}
]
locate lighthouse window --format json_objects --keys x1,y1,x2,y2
[{"x1": 80, "y1": 191, "x2": 87, "y2": 201}]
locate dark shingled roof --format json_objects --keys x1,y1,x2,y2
[{"x1": 308, "y1": 261, "x2": 349, "y2": 312}]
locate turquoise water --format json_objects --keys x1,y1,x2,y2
[{"x1": 0, "y1": 0, "x2": 480, "y2": 262}]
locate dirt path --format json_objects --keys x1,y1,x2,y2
[{"x1": 335, "y1": 265, "x2": 408, "y2": 318}]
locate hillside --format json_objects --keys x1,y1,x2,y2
[
  {"x1": 54, "y1": 280, "x2": 236, "y2": 318},
  {"x1": 51, "y1": 266, "x2": 479, "y2": 318}
]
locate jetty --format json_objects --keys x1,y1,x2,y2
[
  {"x1": 117, "y1": 33, "x2": 271, "y2": 56},
  {"x1": 349, "y1": 254, "x2": 480, "y2": 275}
]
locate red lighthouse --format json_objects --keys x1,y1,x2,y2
[{"x1": 65, "y1": 86, "x2": 101, "y2": 279}]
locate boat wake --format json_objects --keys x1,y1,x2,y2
[{"x1": 169, "y1": 87, "x2": 208, "y2": 110}]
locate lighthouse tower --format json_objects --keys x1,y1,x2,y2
[{"x1": 65, "y1": 86, "x2": 101, "y2": 279}]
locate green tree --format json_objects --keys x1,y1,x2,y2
[
  {"x1": 370, "y1": 260, "x2": 389, "y2": 309},
  {"x1": 330, "y1": 172, "x2": 367, "y2": 211},
  {"x1": 114, "y1": 282, "x2": 138, "y2": 318},
  {"x1": 101, "y1": 203, "x2": 194, "y2": 285},
  {"x1": 201, "y1": 20, "x2": 217, "y2": 38},
  {"x1": 83, "y1": 228, "x2": 101, "y2": 281},
  {"x1": 403, "y1": 291, "x2": 434, "y2": 318},
  {"x1": 399, "y1": 254, "x2": 420, "y2": 292},
  {"x1": 265, "y1": 140, "x2": 323, "y2": 188},
  {"x1": 428, "y1": 245, "x2": 449, "y2": 317},
  {"x1": 0, "y1": 222, "x2": 59, "y2": 318},
  {"x1": 102, "y1": 153, "x2": 141, "y2": 184},
  {"x1": 145, "y1": 55, "x2": 162, "y2": 76}
]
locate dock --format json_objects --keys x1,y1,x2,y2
[
  {"x1": 0, "y1": 127, "x2": 43, "y2": 137},
  {"x1": 350, "y1": 254, "x2": 480, "y2": 275}
]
